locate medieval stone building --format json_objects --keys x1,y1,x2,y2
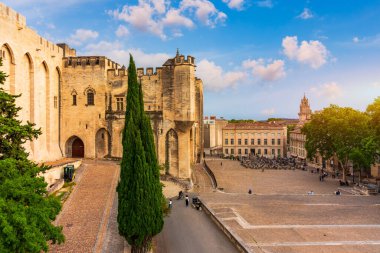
[
  {"x1": 0, "y1": 3, "x2": 203, "y2": 179},
  {"x1": 289, "y1": 95, "x2": 312, "y2": 160}
]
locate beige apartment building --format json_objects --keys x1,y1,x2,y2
[
  {"x1": 222, "y1": 122, "x2": 287, "y2": 158},
  {"x1": 0, "y1": 3, "x2": 203, "y2": 179},
  {"x1": 204, "y1": 116, "x2": 228, "y2": 155}
]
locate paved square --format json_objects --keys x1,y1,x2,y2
[{"x1": 200, "y1": 159, "x2": 380, "y2": 253}]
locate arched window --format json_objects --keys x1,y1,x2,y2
[
  {"x1": 87, "y1": 90, "x2": 94, "y2": 105},
  {"x1": 71, "y1": 89, "x2": 78, "y2": 106},
  {"x1": 84, "y1": 86, "x2": 96, "y2": 106}
]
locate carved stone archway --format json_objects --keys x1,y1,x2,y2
[{"x1": 165, "y1": 129, "x2": 179, "y2": 176}]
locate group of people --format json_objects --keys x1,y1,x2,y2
[
  {"x1": 319, "y1": 171, "x2": 328, "y2": 181},
  {"x1": 169, "y1": 191, "x2": 190, "y2": 209},
  {"x1": 241, "y1": 156, "x2": 298, "y2": 170},
  {"x1": 307, "y1": 189, "x2": 341, "y2": 195}
]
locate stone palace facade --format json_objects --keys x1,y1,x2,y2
[{"x1": 0, "y1": 3, "x2": 203, "y2": 179}]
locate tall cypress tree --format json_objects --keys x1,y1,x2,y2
[
  {"x1": 0, "y1": 59, "x2": 64, "y2": 252},
  {"x1": 117, "y1": 55, "x2": 163, "y2": 253}
]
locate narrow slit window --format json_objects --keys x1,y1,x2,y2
[{"x1": 73, "y1": 94, "x2": 77, "y2": 106}]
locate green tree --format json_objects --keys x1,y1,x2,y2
[
  {"x1": 117, "y1": 55, "x2": 163, "y2": 253},
  {"x1": 267, "y1": 118, "x2": 283, "y2": 122},
  {"x1": 367, "y1": 96, "x2": 380, "y2": 141},
  {"x1": 0, "y1": 59, "x2": 64, "y2": 252},
  {"x1": 302, "y1": 105, "x2": 372, "y2": 181},
  {"x1": 349, "y1": 136, "x2": 378, "y2": 182},
  {"x1": 228, "y1": 119, "x2": 256, "y2": 123}
]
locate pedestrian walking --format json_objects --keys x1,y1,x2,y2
[
  {"x1": 169, "y1": 199, "x2": 172, "y2": 208},
  {"x1": 185, "y1": 195, "x2": 189, "y2": 207}
]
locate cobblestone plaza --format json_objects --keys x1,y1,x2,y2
[{"x1": 200, "y1": 159, "x2": 380, "y2": 253}]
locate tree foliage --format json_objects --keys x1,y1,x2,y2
[
  {"x1": 367, "y1": 96, "x2": 380, "y2": 141},
  {"x1": 0, "y1": 59, "x2": 64, "y2": 252},
  {"x1": 117, "y1": 55, "x2": 163, "y2": 253},
  {"x1": 228, "y1": 119, "x2": 256, "y2": 123},
  {"x1": 302, "y1": 105, "x2": 377, "y2": 180}
]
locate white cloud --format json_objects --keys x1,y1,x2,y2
[
  {"x1": 109, "y1": 0, "x2": 226, "y2": 39},
  {"x1": 179, "y1": 0, "x2": 227, "y2": 27},
  {"x1": 261, "y1": 108, "x2": 276, "y2": 116},
  {"x1": 372, "y1": 81, "x2": 380, "y2": 88},
  {"x1": 162, "y1": 9, "x2": 194, "y2": 28},
  {"x1": 222, "y1": 0, "x2": 245, "y2": 10},
  {"x1": 67, "y1": 29, "x2": 98, "y2": 46},
  {"x1": 197, "y1": 59, "x2": 246, "y2": 91},
  {"x1": 83, "y1": 41, "x2": 170, "y2": 68},
  {"x1": 297, "y1": 8, "x2": 313, "y2": 19},
  {"x1": 243, "y1": 59, "x2": 286, "y2": 81},
  {"x1": 152, "y1": 0, "x2": 167, "y2": 14},
  {"x1": 349, "y1": 34, "x2": 380, "y2": 47},
  {"x1": 282, "y1": 36, "x2": 329, "y2": 69},
  {"x1": 109, "y1": 2, "x2": 165, "y2": 39},
  {"x1": 115, "y1": 25, "x2": 130, "y2": 37},
  {"x1": 256, "y1": 0, "x2": 273, "y2": 8},
  {"x1": 310, "y1": 82, "x2": 343, "y2": 100},
  {"x1": 172, "y1": 31, "x2": 184, "y2": 37}
]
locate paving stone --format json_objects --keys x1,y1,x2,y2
[
  {"x1": 50, "y1": 160, "x2": 125, "y2": 253},
  {"x1": 199, "y1": 159, "x2": 380, "y2": 253}
]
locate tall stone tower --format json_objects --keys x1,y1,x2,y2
[
  {"x1": 161, "y1": 49, "x2": 200, "y2": 178},
  {"x1": 298, "y1": 94, "x2": 312, "y2": 122}
]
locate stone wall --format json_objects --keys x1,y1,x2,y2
[
  {"x1": 61, "y1": 53, "x2": 203, "y2": 179},
  {"x1": 0, "y1": 3, "x2": 203, "y2": 180},
  {"x1": 0, "y1": 3, "x2": 64, "y2": 162}
]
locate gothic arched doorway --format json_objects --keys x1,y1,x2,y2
[
  {"x1": 95, "y1": 128, "x2": 110, "y2": 158},
  {"x1": 65, "y1": 136, "x2": 84, "y2": 158},
  {"x1": 165, "y1": 129, "x2": 179, "y2": 176},
  {"x1": 72, "y1": 138, "x2": 84, "y2": 158}
]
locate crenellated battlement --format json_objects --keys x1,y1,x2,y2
[
  {"x1": 63, "y1": 56, "x2": 124, "y2": 70},
  {"x1": 136, "y1": 67, "x2": 163, "y2": 77},
  {"x1": 57, "y1": 44, "x2": 76, "y2": 57},
  {"x1": 175, "y1": 55, "x2": 195, "y2": 65},
  {"x1": 107, "y1": 68, "x2": 127, "y2": 78},
  {"x1": 63, "y1": 56, "x2": 104, "y2": 68},
  {"x1": 0, "y1": 3, "x2": 26, "y2": 29}
]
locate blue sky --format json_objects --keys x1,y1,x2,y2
[{"x1": 3, "y1": 0, "x2": 380, "y2": 119}]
